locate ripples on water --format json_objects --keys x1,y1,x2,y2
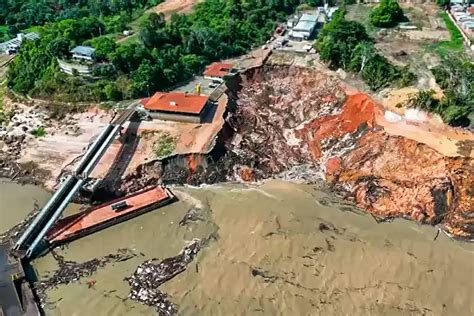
[{"x1": 1, "y1": 179, "x2": 473, "y2": 315}]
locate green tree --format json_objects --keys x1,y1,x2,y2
[
  {"x1": 91, "y1": 36, "x2": 117, "y2": 61},
  {"x1": 315, "y1": 10, "x2": 370, "y2": 68},
  {"x1": 370, "y1": 0, "x2": 405, "y2": 28},
  {"x1": 104, "y1": 82, "x2": 123, "y2": 100}
]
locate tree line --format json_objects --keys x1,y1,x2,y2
[
  {"x1": 408, "y1": 56, "x2": 473, "y2": 127},
  {"x1": 315, "y1": 9, "x2": 415, "y2": 91},
  {"x1": 8, "y1": 0, "x2": 302, "y2": 102},
  {"x1": 0, "y1": 0, "x2": 162, "y2": 32}
]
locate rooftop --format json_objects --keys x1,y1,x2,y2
[
  {"x1": 0, "y1": 32, "x2": 40, "y2": 48},
  {"x1": 203, "y1": 62, "x2": 234, "y2": 77},
  {"x1": 300, "y1": 13, "x2": 318, "y2": 23},
  {"x1": 143, "y1": 91, "x2": 209, "y2": 114},
  {"x1": 70, "y1": 45, "x2": 96, "y2": 57},
  {"x1": 294, "y1": 20, "x2": 317, "y2": 32}
]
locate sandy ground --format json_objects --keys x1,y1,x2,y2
[
  {"x1": 17, "y1": 108, "x2": 113, "y2": 188},
  {"x1": 264, "y1": 51, "x2": 473, "y2": 159},
  {"x1": 373, "y1": 88, "x2": 473, "y2": 158},
  {"x1": 149, "y1": 0, "x2": 201, "y2": 16},
  {"x1": 376, "y1": 112, "x2": 474, "y2": 158},
  {"x1": 116, "y1": 0, "x2": 202, "y2": 43}
]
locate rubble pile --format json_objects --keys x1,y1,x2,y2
[
  {"x1": 125, "y1": 239, "x2": 202, "y2": 315},
  {"x1": 0, "y1": 104, "x2": 49, "y2": 159},
  {"x1": 36, "y1": 248, "x2": 136, "y2": 304},
  {"x1": 229, "y1": 65, "x2": 346, "y2": 176}
]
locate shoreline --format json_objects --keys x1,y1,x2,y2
[{"x1": 1, "y1": 53, "x2": 473, "y2": 242}]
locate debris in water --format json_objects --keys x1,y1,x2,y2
[
  {"x1": 125, "y1": 239, "x2": 202, "y2": 315},
  {"x1": 179, "y1": 208, "x2": 204, "y2": 226},
  {"x1": 35, "y1": 248, "x2": 136, "y2": 305},
  {"x1": 250, "y1": 267, "x2": 278, "y2": 283}
]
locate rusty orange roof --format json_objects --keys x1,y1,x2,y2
[
  {"x1": 203, "y1": 62, "x2": 234, "y2": 77},
  {"x1": 143, "y1": 92, "x2": 209, "y2": 114},
  {"x1": 47, "y1": 186, "x2": 172, "y2": 243}
]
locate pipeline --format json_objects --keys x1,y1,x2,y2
[
  {"x1": 26, "y1": 179, "x2": 85, "y2": 258},
  {"x1": 80, "y1": 125, "x2": 121, "y2": 179},
  {"x1": 15, "y1": 109, "x2": 136, "y2": 258},
  {"x1": 73, "y1": 125, "x2": 113, "y2": 176},
  {"x1": 13, "y1": 176, "x2": 75, "y2": 251}
]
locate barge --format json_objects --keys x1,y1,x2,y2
[{"x1": 47, "y1": 186, "x2": 175, "y2": 245}]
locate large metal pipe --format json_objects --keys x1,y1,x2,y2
[
  {"x1": 25, "y1": 179, "x2": 85, "y2": 258},
  {"x1": 80, "y1": 125, "x2": 120, "y2": 179},
  {"x1": 14, "y1": 175, "x2": 75, "y2": 251},
  {"x1": 73, "y1": 125, "x2": 113, "y2": 176}
]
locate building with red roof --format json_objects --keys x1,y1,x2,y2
[
  {"x1": 142, "y1": 91, "x2": 210, "y2": 123},
  {"x1": 203, "y1": 62, "x2": 236, "y2": 81}
]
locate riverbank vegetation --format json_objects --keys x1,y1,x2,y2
[
  {"x1": 7, "y1": 0, "x2": 302, "y2": 102},
  {"x1": 315, "y1": 10, "x2": 415, "y2": 91},
  {"x1": 408, "y1": 55, "x2": 473, "y2": 126}
]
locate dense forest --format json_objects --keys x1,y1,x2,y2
[
  {"x1": 7, "y1": 0, "x2": 302, "y2": 101},
  {"x1": 0, "y1": 0, "x2": 161, "y2": 31}
]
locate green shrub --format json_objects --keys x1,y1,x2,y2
[
  {"x1": 154, "y1": 134, "x2": 175, "y2": 158},
  {"x1": 370, "y1": 0, "x2": 405, "y2": 28},
  {"x1": 31, "y1": 127, "x2": 46, "y2": 137}
]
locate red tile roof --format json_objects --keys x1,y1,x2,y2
[
  {"x1": 143, "y1": 92, "x2": 209, "y2": 115},
  {"x1": 203, "y1": 62, "x2": 234, "y2": 77}
]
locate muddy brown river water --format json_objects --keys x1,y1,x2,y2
[{"x1": 1, "y1": 179, "x2": 473, "y2": 315}]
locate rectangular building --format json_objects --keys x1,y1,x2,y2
[
  {"x1": 70, "y1": 46, "x2": 96, "y2": 61},
  {"x1": 142, "y1": 91, "x2": 210, "y2": 123},
  {"x1": 290, "y1": 13, "x2": 319, "y2": 40}
]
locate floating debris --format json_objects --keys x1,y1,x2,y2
[
  {"x1": 179, "y1": 208, "x2": 204, "y2": 226},
  {"x1": 35, "y1": 248, "x2": 136, "y2": 305},
  {"x1": 125, "y1": 239, "x2": 202, "y2": 315}
]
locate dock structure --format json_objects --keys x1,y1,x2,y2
[
  {"x1": 47, "y1": 186, "x2": 175, "y2": 245},
  {"x1": 0, "y1": 242, "x2": 40, "y2": 316},
  {"x1": 13, "y1": 109, "x2": 136, "y2": 259}
]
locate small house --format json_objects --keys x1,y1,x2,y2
[
  {"x1": 142, "y1": 91, "x2": 210, "y2": 123},
  {"x1": 70, "y1": 46, "x2": 96, "y2": 61}
]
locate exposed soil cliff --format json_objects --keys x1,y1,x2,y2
[{"x1": 125, "y1": 64, "x2": 473, "y2": 239}]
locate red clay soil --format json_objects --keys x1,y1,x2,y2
[
  {"x1": 306, "y1": 94, "x2": 474, "y2": 238},
  {"x1": 296, "y1": 93, "x2": 379, "y2": 159}
]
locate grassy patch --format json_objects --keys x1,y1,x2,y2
[
  {"x1": 31, "y1": 127, "x2": 46, "y2": 137},
  {"x1": 346, "y1": 4, "x2": 379, "y2": 35},
  {"x1": 24, "y1": 25, "x2": 42, "y2": 33},
  {"x1": 116, "y1": 11, "x2": 150, "y2": 45},
  {"x1": 427, "y1": 12, "x2": 463, "y2": 57},
  {"x1": 153, "y1": 133, "x2": 176, "y2": 158}
]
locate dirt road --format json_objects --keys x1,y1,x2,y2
[{"x1": 116, "y1": 0, "x2": 201, "y2": 43}]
